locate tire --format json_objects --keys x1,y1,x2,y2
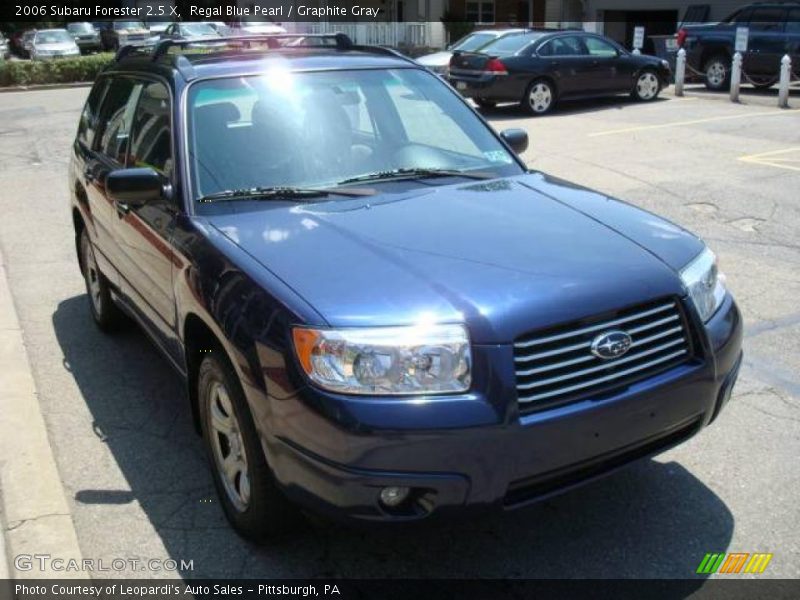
[
  {"x1": 704, "y1": 54, "x2": 731, "y2": 91},
  {"x1": 198, "y1": 350, "x2": 301, "y2": 541},
  {"x1": 632, "y1": 69, "x2": 662, "y2": 101},
  {"x1": 523, "y1": 79, "x2": 556, "y2": 115},
  {"x1": 80, "y1": 229, "x2": 123, "y2": 331},
  {"x1": 475, "y1": 98, "x2": 496, "y2": 109}
]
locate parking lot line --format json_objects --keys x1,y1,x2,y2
[
  {"x1": 738, "y1": 147, "x2": 800, "y2": 172},
  {"x1": 588, "y1": 109, "x2": 800, "y2": 137}
]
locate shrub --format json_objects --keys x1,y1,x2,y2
[{"x1": 0, "y1": 53, "x2": 115, "y2": 87}]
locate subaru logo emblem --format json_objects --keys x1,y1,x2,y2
[{"x1": 591, "y1": 330, "x2": 632, "y2": 360}]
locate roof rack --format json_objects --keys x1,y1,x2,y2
[{"x1": 149, "y1": 32, "x2": 354, "y2": 61}]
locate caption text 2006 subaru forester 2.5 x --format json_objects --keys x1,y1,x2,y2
[{"x1": 69, "y1": 34, "x2": 742, "y2": 540}]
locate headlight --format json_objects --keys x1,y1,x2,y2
[
  {"x1": 680, "y1": 247, "x2": 727, "y2": 322},
  {"x1": 292, "y1": 324, "x2": 471, "y2": 396}
]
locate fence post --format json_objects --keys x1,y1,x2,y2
[
  {"x1": 778, "y1": 54, "x2": 791, "y2": 108},
  {"x1": 675, "y1": 48, "x2": 686, "y2": 96},
  {"x1": 730, "y1": 52, "x2": 742, "y2": 102}
]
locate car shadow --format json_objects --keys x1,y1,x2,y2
[
  {"x1": 478, "y1": 95, "x2": 673, "y2": 121},
  {"x1": 53, "y1": 294, "x2": 734, "y2": 580}
]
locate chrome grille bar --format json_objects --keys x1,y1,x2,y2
[
  {"x1": 514, "y1": 299, "x2": 692, "y2": 408},
  {"x1": 518, "y1": 349, "x2": 688, "y2": 403}
]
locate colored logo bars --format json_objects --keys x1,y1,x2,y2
[{"x1": 696, "y1": 552, "x2": 773, "y2": 574}]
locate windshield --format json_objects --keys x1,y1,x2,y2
[
  {"x1": 35, "y1": 31, "x2": 73, "y2": 44},
  {"x1": 451, "y1": 32, "x2": 498, "y2": 52},
  {"x1": 187, "y1": 68, "x2": 522, "y2": 202},
  {"x1": 67, "y1": 23, "x2": 94, "y2": 33},
  {"x1": 115, "y1": 21, "x2": 146, "y2": 30},
  {"x1": 181, "y1": 23, "x2": 218, "y2": 36},
  {"x1": 481, "y1": 32, "x2": 542, "y2": 55}
]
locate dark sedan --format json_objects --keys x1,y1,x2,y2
[{"x1": 448, "y1": 30, "x2": 672, "y2": 114}]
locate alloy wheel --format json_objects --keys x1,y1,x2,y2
[
  {"x1": 528, "y1": 82, "x2": 553, "y2": 114},
  {"x1": 636, "y1": 72, "x2": 659, "y2": 100},
  {"x1": 706, "y1": 60, "x2": 727, "y2": 88},
  {"x1": 208, "y1": 381, "x2": 250, "y2": 512},
  {"x1": 82, "y1": 237, "x2": 103, "y2": 315}
]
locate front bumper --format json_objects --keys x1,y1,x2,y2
[{"x1": 263, "y1": 295, "x2": 742, "y2": 523}]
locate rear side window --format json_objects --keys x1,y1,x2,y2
[
  {"x1": 538, "y1": 36, "x2": 587, "y2": 57},
  {"x1": 77, "y1": 79, "x2": 108, "y2": 147},
  {"x1": 96, "y1": 78, "x2": 141, "y2": 164},
  {"x1": 128, "y1": 82, "x2": 172, "y2": 176},
  {"x1": 748, "y1": 7, "x2": 786, "y2": 31}
]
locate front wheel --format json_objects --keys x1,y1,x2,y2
[
  {"x1": 632, "y1": 69, "x2": 662, "y2": 101},
  {"x1": 704, "y1": 55, "x2": 731, "y2": 91},
  {"x1": 199, "y1": 350, "x2": 300, "y2": 541},
  {"x1": 524, "y1": 80, "x2": 556, "y2": 115}
]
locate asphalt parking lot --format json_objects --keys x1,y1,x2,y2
[{"x1": 0, "y1": 83, "x2": 798, "y2": 579}]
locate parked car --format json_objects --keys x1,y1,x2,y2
[
  {"x1": 67, "y1": 22, "x2": 102, "y2": 54},
  {"x1": 448, "y1": 30, "x2": 672, "y2": 114},
  {"x1": 158, "y1": 22, "x2": 223, "y2": 42},
  {"x1": 69, "y1": 33, "x2": 741, "y2": 540},
  {"x1": 676, "y1": 1, "x2": 800, "y2": 90},
  {"x1": 29, "y1": 29, "x2": 81, "y2": 60},
  {"x1": 417, "y1": 28, "x2": 528, "y2": 75},
  {"x1": 226, "y1": 20, "x2": 286, "y2": 35},
  {"x1": 100, "y1": 20, "x2": 150, "y2": 51}
]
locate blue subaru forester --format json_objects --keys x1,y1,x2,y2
[{"x1": 69, "y1": 34, "x2": 742, "y2": 540}]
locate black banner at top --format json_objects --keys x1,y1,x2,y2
[{"x1": 3, "y1": 1, "x2": 393, "y2": 24}]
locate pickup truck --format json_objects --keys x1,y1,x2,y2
[{"x1": 677, "y1": 1, "x2": 800, "y2": 90}]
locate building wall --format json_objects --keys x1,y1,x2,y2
[{"x1": 448, "y1": 0, "x2": 547, "y2": 25}]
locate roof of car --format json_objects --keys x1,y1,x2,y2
[{"x1": 109, "y1": 34, "x2": 419, "y2": 82}]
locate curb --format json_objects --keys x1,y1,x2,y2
[
  {"x1": 0, "y1": 82, "x2": 93, "y2": 93},
  {"x1": 0, "y1": 246, "x2": 84, "y2": 579}
]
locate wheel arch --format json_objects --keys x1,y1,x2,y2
[{"x1": 183, "y1": 312, "x2": 228, "y2": 433}]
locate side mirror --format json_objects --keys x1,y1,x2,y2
[
  {"x1": 500, "y1": 128, "x2": 529, "y2": 155},
  {"x1": 106, "y1": 168, "x2": 167, "y2": 208}
]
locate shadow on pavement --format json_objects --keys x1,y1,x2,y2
[{"x1": 53, "y1": 293, "x2": 734, "y2": 579}]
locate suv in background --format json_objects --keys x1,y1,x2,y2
[
  {"x1": 100, "y1": 20, "x2": 150, "y2": 51},
  {"x1": 69, "y1": 34, "x2": 741, "y2": 540},
  {"x1": 67, "y1": 22, "x2": 101, "y2": 54},
  {"x1": 677, "y1": 2, "x2": 800, "y2": 89}
]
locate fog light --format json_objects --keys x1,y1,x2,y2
[{"x1": 379, "y1": 486, "x2": 410, "y2": 508}]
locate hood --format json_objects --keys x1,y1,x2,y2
[
  {"x1": 205, "y1": 174, "x2": 700, "y2": 343},
  {"x1": 416, "y1": 51, "x2": 453, "y2": 67},
  {"x1": 36, "y1": 42, "x2": 77, "y2": 51}
]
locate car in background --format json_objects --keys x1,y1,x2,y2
[
  {"x1": 146, "y1": 20, "x2": 173, "y2": 37},
  {"x1": 448, "y1": 30, "x2": 671, "y2": 114},
  {"x1": 207, "y1": 22, "x2": 230, "y2": 35},
  {"x1": 67, "y1": 22, "x2": 102, "y2": 54},
  {"x1": 676, "y1": 1, "x2": 800, "y2": 90},
  {"x1": 158, "y1": 22, "x2": 222, "y2": 42},
  {"x1": 226, "y1": 20, "x2": 287, "y2": 35},
  {"x1": 30, "y1": 29, "x2": 81, "y2": 60},
  {"x1": 100, "y1": 20, "x2": 150, "y2": 51},
  {"x1": 417, "y1": 28, "x2": 528, "y2": 75}
]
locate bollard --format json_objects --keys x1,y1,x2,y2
[
  {"x1": 778, "y1": 54, "x2": 791, "y2": 108},
  {"x1": 730, "y1": 52, "x2": 742, "y2": 102},
  {"x1": 633, "y1": 48, "x2": 641, "y2": 55},
  {"x1": 675, "y1": 48, "x2": 686, "y2": 96}
]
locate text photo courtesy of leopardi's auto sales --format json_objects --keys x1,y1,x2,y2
[{"x1": 0, "y1": 0, "x2": 798, "y2": 598}]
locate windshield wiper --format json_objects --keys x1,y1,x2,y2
[
  {"x1": 198, "y1": 185, "x2": 374, "y2": 204},
  {"x1": 338, "y1": 168, "x2": 493, "y2": 185}
]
